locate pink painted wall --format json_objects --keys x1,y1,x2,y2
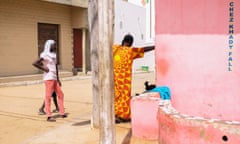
[
  {"x1": 155, "y1": 0, "x2": 240, "y2": 120},
  {"x1": 158, "y1": 108, "x2": 240, "y2": 144},
  {"x1": 131, "y1": 93, "x2": 160, "y2": 140}
]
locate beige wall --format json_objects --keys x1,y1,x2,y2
[
  {"x1": 0, "y1": 0, "x2": 87, "y2": 77},
  {"x1": 72, "y1": 7, "x2": 88, "y2": 29}
]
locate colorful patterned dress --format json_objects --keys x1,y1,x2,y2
[{"x1": 113, "y1": 44, "x2": 144, "y2": 120}]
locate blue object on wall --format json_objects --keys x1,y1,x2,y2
[{"x1": 147, "y1": 86, "x2": 171, "y2": 100}]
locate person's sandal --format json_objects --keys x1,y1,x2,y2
[
  {"x1": 120, "y1": 118, "x2": 131, "y2": 123},
  {"x1": 115, "y1": 116, "x2": 131, "y2": 123},
  {"x1": 115, "y1": 116, "x2": 122, "y2": 124},
  {"x1": 38, "y1": 109, "x2": 46, "y2": 115},
  {"x1": 61, "y1": 114, "x2": 67, "y2": 118},
  {"x1": 47, "y1": 117, "x2": 56, "y2": 122}
]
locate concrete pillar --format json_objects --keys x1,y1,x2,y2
[{"x1": 82, "y1": 28, "x2": 86, "y2": 74}]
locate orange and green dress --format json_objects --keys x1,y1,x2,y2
[{"x1": 113, "y1": 44, "x2": 144, "y2": 120}]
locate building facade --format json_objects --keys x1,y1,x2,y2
[
  {"x1": 155, "y1": 0, "x2": 240, "y2": 143},
  {"x1": 155, "y1": 0, "x2": 240, "y2": 121},
  {"x1": 0, "y1": 0, "x2": 90, "y2": 77}
]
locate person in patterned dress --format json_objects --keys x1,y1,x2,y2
[{"x1": 113, "y1": 34, "x2": 154, "y2": 123}]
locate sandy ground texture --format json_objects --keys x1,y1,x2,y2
[{"x1": 0, "y1": 72, "x2": 157, "y2": 144}]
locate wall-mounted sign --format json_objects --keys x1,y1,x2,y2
[{"x1": 228, "y1": 1, "x2": 234, "y2": 71}]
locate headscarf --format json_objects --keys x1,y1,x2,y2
[{"x1": 40, "y1": 40, "x2": 56, "y2": 59}]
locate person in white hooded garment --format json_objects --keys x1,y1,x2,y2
[{"x1": 32, "y1": 40, "x2": 67, "y2": 122}]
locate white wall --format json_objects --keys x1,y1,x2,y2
[
  {"x1": 128, "y1": 0, "x2": 155, "y2": 43},
  {"x1": 114, "y1": 0, "x2": 155, "y2": 72},
  {"x1": 114, "y1": 0, "x2": 146, "y2": 46}
]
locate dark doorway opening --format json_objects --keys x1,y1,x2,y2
[
  {"x1": 38, "y1": 23, "x2": 59, "y2": 64},
  {"x1": 73, "y1": 29, "x2": 83, "y2": 71}
]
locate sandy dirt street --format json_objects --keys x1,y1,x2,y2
[{"x1": 0, "y1": 72, "x2": 156, "y2": 144}]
